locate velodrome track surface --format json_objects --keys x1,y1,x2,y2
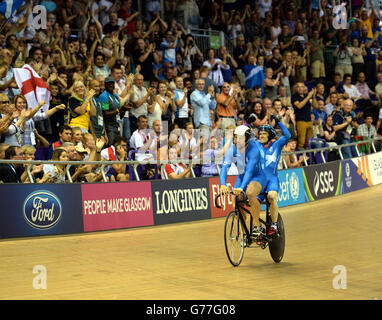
[{"x1": 0, "y1": 184, "x2": 381, "y2": 300}]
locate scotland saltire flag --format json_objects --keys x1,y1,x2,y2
[
  {"x1": 0, "y1": 0, "x2": 24, "y2": 19},
  {"x1": 243, "y1": 64, "x2": 265, "y2": 92}
]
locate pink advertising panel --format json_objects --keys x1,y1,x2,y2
[{"x1": 81, "y1": 182, "x2": 154, "y2": 232}]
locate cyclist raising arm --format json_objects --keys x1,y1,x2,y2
[{"x1": 254, "y1": 116, "x2": 291, "y2": 238}]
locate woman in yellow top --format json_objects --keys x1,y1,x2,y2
[{"x1": 68, "y1": 81, "x2": 96, "y2": 133}]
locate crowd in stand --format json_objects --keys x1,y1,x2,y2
[{"x1": 0, "y1": 0, "x2": 382, "y2": 183}]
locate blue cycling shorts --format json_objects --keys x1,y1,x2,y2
[{"x1": 256, "y1": 175, "x2": 280, "y2": 202}]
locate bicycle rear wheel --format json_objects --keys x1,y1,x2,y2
[
  {"x1": 268, "y1": 213, "x2": 285, "y2": 263},
  {"x1": 224, "y1": 211, "x2": 245, "y2": 267}
]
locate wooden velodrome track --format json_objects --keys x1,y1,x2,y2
[{"x1": 0, "y1": 185, "x2": 381, "y2": 300}]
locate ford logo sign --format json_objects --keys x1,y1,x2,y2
[{"x1": 23, "y1": 191, "x2": 62, "y2": 230}]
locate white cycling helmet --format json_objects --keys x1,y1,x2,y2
[{"x1": 234, "y1": 125, "x2": 251, "y2": 141}]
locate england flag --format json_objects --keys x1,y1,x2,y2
[{"x1": 13, "y1": 64, "x2": 51, "y2": 112}]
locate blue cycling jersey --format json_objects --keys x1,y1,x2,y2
[
  {"x1": 219, "y1": 139, "x2": 261, "y2": 191},
  {"x1": 255, "y1": 121, "x2": 291, "y2": 179}
]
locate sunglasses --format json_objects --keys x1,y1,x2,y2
[{"x1": 0, "y1": 100, "x2": 9, "y2": 104}]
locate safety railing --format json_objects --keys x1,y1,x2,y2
[
  {"x1": 2, "y1": 137, "x2": 381, "y2": 182},
  {"x1": 189, "y1": 27, "x2": 235, "y2": 55}
]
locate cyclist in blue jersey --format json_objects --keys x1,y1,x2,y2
[
  {"x1": 219, "y1": 125, "x2": 265, "y2": 235},
  {"x1": 253, "y1": 116, "x2": 291, "y2": 238}
]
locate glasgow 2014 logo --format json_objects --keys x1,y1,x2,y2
[{"x1": 23, "y1": 191, "x2": 62, "y2": 230}]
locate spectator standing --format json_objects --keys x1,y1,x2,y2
[
  {"x1": 350, "y1": 38, "x2": 366, "y2": 81},
  {"x1": 203, "y1": 48, "x2": 229, "y2": 88},
  {"x1": 67, "y1": 81, "x2": 97, "y2": 133},
  {"x1": 333, "y1": 99, "x2": 359, "y2": 159},
  {"x1": 216, "y1": 82, "x2": 240, "y2": 130},
  {"x1": 148, "y1": 80, "x2": 175, "y2": 128},
  {"x1": 333, "y1": 39, "x2": 354, "y2": 80},
  {"x1": 89, "y1": 80, "x2": 108, "y2": 144},
  {"x1": 292, "y1": 82, "x2": 316, "y2": 150},
  {"x1": 190, "y1": 78, "x2": 217, "y2": 133},
  {"x1": 174, "y1": 77, "x2": 190, "y2": 129},
  {"x1": 99, "y1": 76, "x2": 131, "y2": 147},
  {"x1": 130, "y1": 74, "x2": 155, "y2": 135}
]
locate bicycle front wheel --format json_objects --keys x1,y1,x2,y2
[
  {"x1": 268, "y1": 213, "x2": 285, "y2": 263},
  {"x1": 224, "y1": 211, "x2": 245, "y2": 267}
]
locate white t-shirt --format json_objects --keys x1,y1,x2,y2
[
  {"x1": 129, "y1": 129, "x2": 154, "y2": 161},
  {"x1": 174, "y1": 90, "x2": 189, "y2": 119},
  {"x1": 343, "y1": 85, "x2": 361, "y2": 101}
]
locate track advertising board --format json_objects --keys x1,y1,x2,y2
[
  {"x1": 342, "y1": 156, "x2": 371, "y2": 194},
  {"x1": 365, "y1": 152, "x2": 382, "y2": 186},
  {"x1": 209, "y1": 176, "x2": 236, "y2": 218},
  {"x1": 0, "y1": 184, "x2": 83, "y2": 238},
  {"x1": 277, "y1": 168, "x2": 306, "y2": 207},
  {"x1": 151, "y1": 178, "x2": 211, "y2": 225},
  {"x1": 81, "y1": 182, "x2": 154, "y2": 232},
  {"x1": 303, "y1": 161, "x2": 342, "y2": 201}
]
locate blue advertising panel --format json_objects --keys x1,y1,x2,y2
[
  {"x1": 0, "y1": 184, "x2": 83, "y2": 239},
  {"x1": 277, "y1": 168, "x2": 306, "y2": 208},
  {"x1": 259, "y1": 168, "x2": 306, "y2": 211},
  {"x1": 341, "y1": 158, "x2": 371, "y2": 194}
]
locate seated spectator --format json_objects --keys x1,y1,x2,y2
[
  {"x1": 323, "y1": 116, "x2": 338, "y2": 148},
  {"x1": 357, "y1": 114, "x2": 377, "y2": 140},
  {"x1": 0, "y1": 146, "x2": 24, "y2": 183},
  {"x1": 100, "y1": 136, "x2": 129, "y2": 182},
  {"x1": 310, "y1": 113, "x2": 326, "y2": 149},
  {"x1": 38, "y1": 148, "x2": 68, "y2": 184},
  {"x1": 20, "y1": 144, "x2": 45, "y2": 183},
  {"x1": 313, "y1": 99, "x2": 327, "y2": 124},
  {"x1": 48, "y1": 125, "x2": 73, "y2": 159},
  {"x1": 284, "y1": 138, "x2": 306, "y2": 168},
  {"x1": 201, "y1": 134, "x2": 232, "y2": 177},
  {"x1": 129, "y1": 115, "x2": 155, "y2": 162},
  {"x1": 71, "y1": 127, "x2": 84, "y2": 147},
  {"x1": 164, "y1": 146, "x2": 192, "y2": 179}
]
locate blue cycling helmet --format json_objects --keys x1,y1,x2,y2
[{"x1": 258, "y1": 124, "x2": 276, "y2": 141}]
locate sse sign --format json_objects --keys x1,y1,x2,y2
[{"x1": 303, "y1": 161, "x2": 342, "y2": 201}]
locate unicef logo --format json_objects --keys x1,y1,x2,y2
[
  {"x1": 23, "y1": 191, "x2": 62, "y2": 230},
  {"x1": 288, "y1": 172, "x2": 299, "y2": 200}
]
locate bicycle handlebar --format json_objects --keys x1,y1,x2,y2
[{"x1": 214, "y1": 191, "x2": 268, "y2": 209}]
